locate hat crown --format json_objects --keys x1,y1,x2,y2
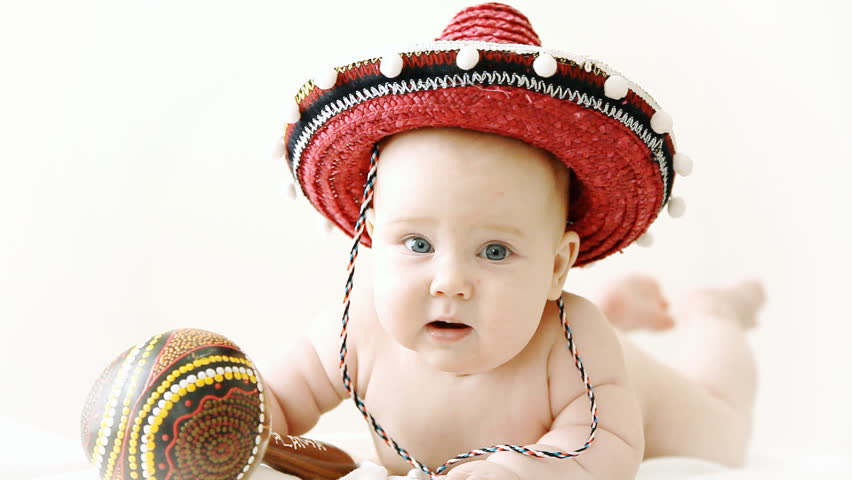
[{"x1": 436, "y1": 2, "x2": 542, "y2": 46}]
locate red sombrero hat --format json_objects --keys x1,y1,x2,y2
[{"x1": 280, "y1": 2, "x2": 692, "y2": 266}]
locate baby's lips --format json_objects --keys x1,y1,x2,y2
[
  {"x1": 429, "y1": 317, "x2": 471, "y2": 329},
  {"x1": 426, "y1": 321, "x2": 473, "y2": 343},
  {"x1": 432, "y1": 315, "x2": 468, "y2": 325}
]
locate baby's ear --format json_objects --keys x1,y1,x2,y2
[
  {"x1": 548, "y1": 230, "x2": 580, "y2": 301},
  {"x1": 365, "y1": 208, "x2": 376, "y2": 237}
]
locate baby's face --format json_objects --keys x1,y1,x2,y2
[{"x1": 366, "y1": 128, "x2": 579, "y2": 375}]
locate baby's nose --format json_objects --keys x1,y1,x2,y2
[{"x1": 429, "y1": 261, "x2": 472, "y2": 299}]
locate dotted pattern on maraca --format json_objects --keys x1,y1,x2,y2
[
  {"x1": 151, "y1": 328, "x2": 239, "y2": 379},
  {"x1": 169, "y1": 389, "x2": 263, "y2": 479},
  {"x1": 81, "y1": 350, "x2": 126, "y2": 451},
  {"x1": 81, "y1": 329, "x2": 270, "y2": 480}
]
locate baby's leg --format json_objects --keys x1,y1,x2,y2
[
  {"x1": 599, "y1": 276, "x2": 765, "y2": 466},
  {"x1": 596, "y1": 273, "x2": 674, "y2": 331},
  {"x1": 666, "y1": 281, "x2": 764, "y2": 413}
]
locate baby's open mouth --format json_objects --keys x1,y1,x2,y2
[
  {"x1": 428, "y1": 321, "x2": 470, "y2": 329},
  {"x1": 426, "y1": 320, "x2": 472, "y2": 343}
]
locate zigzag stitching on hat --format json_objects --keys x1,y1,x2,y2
[
  {"x1": 292, "y1": 71, "x2": 669, "y2": 201},
  {"x1": 326, "y1": 41, "x2": 664, "y2": 111},
  {"x1": 599, "y1": 101, "x2": 669, "y2": 184}
]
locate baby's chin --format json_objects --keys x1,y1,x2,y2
[
  {"x1": 423, "y1": 357, "x2": 489, "y2": 377},
  {"x1": 410, "y1": 338, "x2": 517, "y2": 376}
]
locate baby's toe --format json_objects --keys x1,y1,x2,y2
[
  {"x1": 640, "y1": 302, "x2": 675, "y2": 331},
  {"x1": 737, "y1": 278, "x2": 767, "y2": 312}
]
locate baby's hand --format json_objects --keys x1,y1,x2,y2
[{"x1": 436, "y1": 460, "x2": 520, "y2": 480}]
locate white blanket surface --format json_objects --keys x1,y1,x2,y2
[{"x1": 3, "y1": 417, "x2": 849, "y2": 480}]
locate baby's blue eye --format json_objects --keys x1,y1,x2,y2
[
  {"x1": 404, "y1": 237, "x2": 433, "y2": 253},
  {"x1": 481, "y1": 243, "x2": 510, "y2": 261}
]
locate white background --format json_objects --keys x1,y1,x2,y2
[{"x1": 1, "y1": 0, "x2": 850, "y2": 463}]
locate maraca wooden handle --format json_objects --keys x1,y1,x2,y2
[{"x1": 263, "y1": 433, "x2": 359, "y2": 480}]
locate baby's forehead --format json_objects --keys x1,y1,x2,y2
[
  {"x1": 380, "y1": 128, "x2": 562, "y2": 179},
  {"x1": 376, "y1": 157, "x2": 556, "y2": 207},
  {"x1": 382, "y1": 127, "x2": 541, "y2": 155},
  {"x1": 375, "y1": 128, "x2": 568, "y2": 220},
  {"x1": 374, "y1": 165, "x2": 565, "y2": 234}
]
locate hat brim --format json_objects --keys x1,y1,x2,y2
[{"x1": 284, "y1": 45, "x2": 675, "y2": 266}]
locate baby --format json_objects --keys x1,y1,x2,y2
[
  {"x1": 264, "y1": 128, "x2": 764, "y2": 480},
  {"x1": 266, "y1": 3, "x2": 764, "y2": 479}
]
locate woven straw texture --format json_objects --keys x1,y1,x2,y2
[{"x1": 283, "y1": 2, "x2": 674, "y2": 266}]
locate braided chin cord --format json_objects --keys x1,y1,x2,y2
[{"x1": 338, "y1": 144, "x2": 599, "y2": 478}]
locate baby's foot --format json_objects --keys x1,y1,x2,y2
[
  {"x1": 672, "y1": 279, "x2": 766, "y2": 330},
  {"x1": 597, "y1": 273, "x2": 674, "y2": 331}
]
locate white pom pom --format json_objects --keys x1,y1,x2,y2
[
  {"x1": 456, "y1": 46, "x2": 479, "y2": 70},
  {"x1": 673, "y1": 152, "x2": 693, "y2": 176},
  {"x1": 284, "y1": 99, "x2": 300, "y2": 124},
  {"x1": 317, "y1": 217, "x2": 335, "y2": 234},
  {"x1": 533, "y1": 53, "x2": 558, "y2": 78},
  {"x1": 604, "y1": 75, "x2": 629, "y2": 100},
  {"x1": 406, "y1": 468, "x2": 429, "y2": 479},
  {"x1": 281, "y1": 178, "x2": 299, "y2": 200},
  {"x1": 636, "y1": 232, "x2": 654, "y2": 247},
  {"x1": 650, "y1": 110, "x2": 673, "y2": 134},
  {"x1": 272, "y1": 138, "x2": 286, "y2": 162},
  {"x1": 380, "y1": 53, "x2": 403, "y2": 78},
  {"x1": 313, "y1": 68, "x2": 338, "y2": 90},
  {"x1": 667, "y1": 196, "x2": 686, "y2": 218},
  {"x1": 339, "y1": 460, "x2": 388, "y2": 480}
]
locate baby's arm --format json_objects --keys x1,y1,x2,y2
[
  {"x1": 262, "y1": 303, "x2": 351, "y2": 436},
  {"x1": 484, "y1": 294, "x2": 644, "y2": 480}
]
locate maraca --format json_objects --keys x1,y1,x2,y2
[{"x1": 81, "y1": 328, "x2": 359, "y2": 480}]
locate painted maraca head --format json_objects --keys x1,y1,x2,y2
[{"x1": 81, "y1": 328, "x2": 271, "y2": 480}]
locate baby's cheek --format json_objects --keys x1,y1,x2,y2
[
  {"x1": 486, "y1": 303, "x2": 541, "y2": 357},
  {"x1": 373, "y1": 286, "x2": 419, "y2": 344}
]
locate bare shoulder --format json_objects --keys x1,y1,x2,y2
[
  {"x1": 304, "y1": 301, "x2": 352, "y2": 401},
  {"x1": 308, "y1": 279, "x2": 383, "y2": 396},
  {"x1": 545, "y1": 291, "x2": 630, "y2": 418},
  {"x1": 527, "y1": 293, "x2": 644, "y2": 479},
  {"x1": 260, "y1": 300, "x2": 355, "y2": 435}
]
